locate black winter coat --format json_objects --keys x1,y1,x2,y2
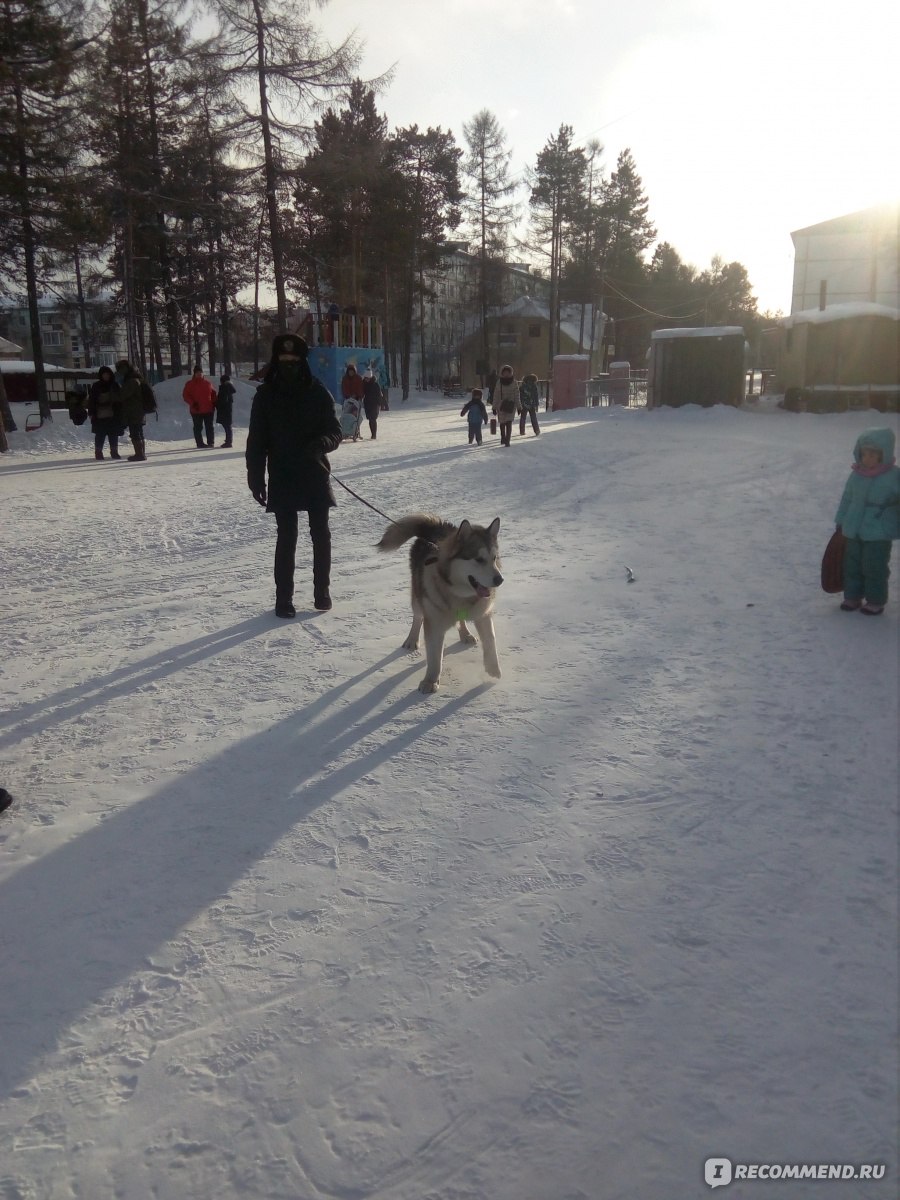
[
  {"x1": 362, "y1": 376, "x2": 383, "y2": 419},
  {"x1": 216, "y1": 381, "x2": 236, "y2": 423},
  {"x1": 246, "y1": 372, "x2": 342, "y2": 513}
]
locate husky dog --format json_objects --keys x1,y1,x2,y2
[{"x1": 378, "y1": 514, "x2": 503, "y2": 693}]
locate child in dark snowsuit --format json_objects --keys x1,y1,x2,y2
[
  {"x1": 834, "y1": 426, "x2": 900, "y2": 615},
  {"x1": 461, "y1": 389, "x2": 489, "y2": 444}
]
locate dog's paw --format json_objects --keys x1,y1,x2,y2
[
  {"x1": 402, "y1": 638, "x2": 420, "y2": 652},
  {"x1": 418, "y1": 678, "x2": 440, "y2": 694},
  {"x1": 459, "y1": 630, "x2": 478, "y2": 645},
  {"x1": 485, "y1": 662, "x2": 502, "y2": 680}
]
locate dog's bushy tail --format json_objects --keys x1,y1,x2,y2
[{"x1": 377, "y1": 513, "x2": 445, "y2": 552}]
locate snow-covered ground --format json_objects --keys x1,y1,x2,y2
[{"x1": 1, "y1": 382, "x2": 897, "y2": 1200}]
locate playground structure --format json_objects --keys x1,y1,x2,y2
[{"x1": 298, "y1": 311, "x2": 388, "y2": 402}]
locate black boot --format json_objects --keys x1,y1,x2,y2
[
  {"x1": 311, "y1": 514, "x2": 332, "y2": 611},
  {"x1": 128, "y1": 435, "x2": 146, "y2": 462}
]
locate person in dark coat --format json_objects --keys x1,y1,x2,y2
[
  {"x1": 88, "y1": 366, "x2": 122, "y2": 459},
  {"x1": 115, "y1": 359, "x2": 148, "y2": 461},
  {"x1": 361, "y1": 369, "x2": 383, "y2": 439},
  {"x1": 518, "y1": 372, "x2": 541, "y2": 436},
  {"x1": 216, "y1": 373, "x2": 236, "y2": 448},
  {"x1": 486, "y1": 367, "x2": 499, "y2": 407},
  {"x1": 246, "y1": 334, "x2": 343, "y2": 617}
]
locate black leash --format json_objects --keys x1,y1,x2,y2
[
  {"x1": 332, "y1": 474, "x2": 440, "y2": 556},
  {"x1": 332, "y1": 474, "x2": 396, "y2": 525}
]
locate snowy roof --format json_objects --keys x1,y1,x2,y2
[
  {"x1": 651, "y1": 326, "x2": 745, "y2": 340},
  {"x1": 0, "y1": 335, "x2": 22, "y2": 354},
  {"x1": 0, "y1": 359, "x2": 70, "y2": 373},
  {"x1": 791, "y1": 201, "x2": 899, "y2": 240},
  {"x1": 781, "y1": 302, "x2": 900, "y2": 328}
]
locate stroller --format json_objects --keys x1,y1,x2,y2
[{"x1": 339, "y1": 395, "x2": 364, "y2": 441}]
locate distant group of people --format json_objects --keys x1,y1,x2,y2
[
  {"x1": 81, "y1": 361, "x2": 236, "y2": 461},
  {"x1": 182, "y1": 367, "x2": 235, "y2": 448},
  {"x1": 460, "y1": 365, "x2": 541, "y2": 447},
  {"x1": 85, "y1": 360, "x2": 154, "y2": 461},
  {"x1": 341, "y1": 363, "x2": 386, "y2": 439}
]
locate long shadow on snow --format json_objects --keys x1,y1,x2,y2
[
  {"x1": 0, "y1": 615, "x2": 279, "y2": 749},
  {"x1": 0, "y1": 651, "x2": 490, "y2": 1100}
]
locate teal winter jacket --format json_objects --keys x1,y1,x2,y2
[{"x1": 834, "y1": 427, "x2": 900, "y2": 541}]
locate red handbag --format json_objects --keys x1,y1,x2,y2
[{"x1": 821, "y1": 528, "x2": 846, "y2": 593}]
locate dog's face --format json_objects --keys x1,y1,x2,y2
[{"x1": 446, "y1": 518, "x2": 503, "y2": 598}]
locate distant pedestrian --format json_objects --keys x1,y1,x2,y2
[
  {"x1": 182, "y1": 367, "x2": 217, "y2": 448},
  {"x1": 115, "y1": 359, "x2": 148, "y2": 461},
  {"x1": 834, "y1": 427, "x2": 900, "y2": 616},
  {"x1": 216, "y1": 373, "x2": 236, "y2": 448},
  {"x1": 518, "y1": 372, "x2": 541, "y2": 436},
  {"x1": 246, "y1": 334, "x2": 343, "y2": 617},
  {"x1": 460, "y1": 388, "x2": 489, "y2": 445},
  {"x1": 492, "y1": 365, "x2": 519, "y2": 448},
  {"x1": 88, "y1": 366, "x2": 122, "y2": 459},
  {"x1": 362, "y1": 369, "x2": 383, "y2": 439},
  {"x1": 341, "y1": 364, "x2": 364, "y2": 406},
  {"x1": 486, "y1": 367, "x2": 498, "y2": 407}
]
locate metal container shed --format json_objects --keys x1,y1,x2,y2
[{"x1": 647, "y1": 327, "x2": 746, "y2": 408}]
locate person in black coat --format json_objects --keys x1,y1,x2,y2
[
  {"x1": 87, "y1": 366, "x2": 122, "y2": 459},
  {"x1": 216, "y1": 373, "x2": 236, "y2": 448},
  {"x1": 246, "y1": 334, "x2": 342, "y2": 617},
  {"x1": 361, "y1": 369, "x2": 383, "y2": 439}
]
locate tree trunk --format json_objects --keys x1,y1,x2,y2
[
  {"x1": 252, "y1": 0, "x2": 287, "y2": 327},
  {"x1": 136, "y1": 0, "x2": 181, "y2": 376},
  {"x1": 147, "y1": 292, "x2": 165, "y2": 377},
  {"x1": 14, "y1": 80, "x2": 51, "y2": 420},
  {"x1": 0, "y1": 371, "x2": 14, "y2": 438},
  {"x1": 73, "y1": 247, "x2": 93, "y2": 368}
]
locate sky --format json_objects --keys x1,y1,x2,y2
[
  {"x1": 1, "y1": 388, "x2": 897, "y2": 1197},
  {"x1": 313, "y1": 0, "x2": 900, "y2": 314}
]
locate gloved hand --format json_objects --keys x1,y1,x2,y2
[{"x1": 250, "y1": 484, "x2": 267, "y2": 507}]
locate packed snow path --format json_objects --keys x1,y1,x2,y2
[{"x1": 1, "y1": 393, "x2": 896, "y2": 1199}]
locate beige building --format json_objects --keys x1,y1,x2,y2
[
  {"x1": 457, "y1": 297, "x2": 604, "y2": 386},
  {"x1": 418, "y1": 244, "x2": 550, "y2": 385},
  {"x1": 790, "y1": 203, "x2": 899, "y2": 313}
]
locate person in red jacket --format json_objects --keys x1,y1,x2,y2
[
  {"x1": 340, "y1": 364, "x2": 365, "y2": 405},
  {"x1": 182, "y1": 366, "x2": 218, "y2": 448}
]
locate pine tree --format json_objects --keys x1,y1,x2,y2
[
  {"x1": 212, "y1": 0, "x2": 362, "y2": 327},
  {"x1": 527, "y1": 124, "x2": 586, "y2": 366},
  {"x1": 386, "y1": 125, "x2": 462, "y2": 398},
  {"x1": 292, "y1": 80, "x2": 389, "y2": 313},
  {"x1": 0, "y1": 0, "x2": 85, "y2": 417},
  {"x1": 461, "y1": 109, "x2": 518, "y2": 372}
]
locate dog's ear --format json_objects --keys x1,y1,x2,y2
[
  {"x1": 487, "y1": 517, "x2": 500, "y2": 540},
  {"x1": 456, "y1": 520, "x2": 471, "y2": 541}
]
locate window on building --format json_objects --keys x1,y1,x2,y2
[
  {"x1": 528, "y1": 324, "x2": 541, "y2": 338},
  {"x1": 498, "y1": 333, "x2": 518, "y2": 346},
  {"x1": 43, "y1": 331, "x2": 63, "y2": 347}
]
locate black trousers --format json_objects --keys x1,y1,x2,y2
[
  {"x1": 519, "y1": 407, "x2": 540, "y2": 435},
  {"x1": 274, "y1": 506, "x2": 331, "y2": 602},
  {"x1": 192, "y1": 412, "x2": 214, "y2": 446}
]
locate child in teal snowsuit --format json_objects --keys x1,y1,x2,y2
[{"x1": 834, "y1": 427, "x2": 900, "y2": 615}]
